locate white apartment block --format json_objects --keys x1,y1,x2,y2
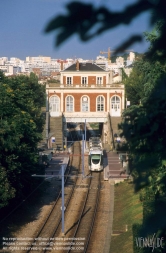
[
  {"x1": 0, "y1": 57, "x2": 8, "y2": 65},
  {"x1": 128, "y1": 52, "x2": 135, "y2": 61},
  {"x1": 0, "y1": 65, "x2": 8, "y2": 72},
  {"x1": 26, "y1": 56, "x2": 51, "y2": 63},
  {"x1": 9, "y1": 57, "x2": 22, "y2": 64},
  {"x1": 116, "y1": 56, "x2": 124, "y2": 67},
  {"x1": 107, "y1": 62, "x2": 122, "y2": 73},
  {"x1": 0, "y1": 65, "x2": 21, "y2": 75}
]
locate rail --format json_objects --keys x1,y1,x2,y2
[
  {"x1": 26, "y1": 142, "x2": 81, "y2": 253},
  {"x1": 67, "y1": 172, "x2": 101, "y2": 253},
  {"x1": 108, "y1": 112, "x2": 115, "y2": 150}
]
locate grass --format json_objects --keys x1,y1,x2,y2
[
  {"x1": 109, "y1": 180, "x2": 143, "y2": 253},
  {"x1": 89, "y1": 123, "x2": 99, "y2": 130}
]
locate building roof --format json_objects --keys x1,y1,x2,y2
[{"x1": 62, "y1": 62, "x2": 106, "y2": 72}]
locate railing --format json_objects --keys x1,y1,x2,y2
[{"x1": 108, "y1": 112, "x2": 115, "y2": 150}]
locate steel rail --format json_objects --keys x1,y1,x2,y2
[
  {"x1": 43, "y1": 144, "x2": 81, "y2": 253},
  {"x1": 26, "y1": 142, "x2": 80, "y2": 253},
  {"x1": 66, "y1": 172, "x2": 101, "y2": 253},
  {"x1": 83, "y1": 173, "x2": 101, "y2": 253},
  {"x1": 26, "y1": 164, "x2": 72, "y2": 253}
]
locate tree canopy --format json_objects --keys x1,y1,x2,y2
[
  {"x1": 45, "y1": 0, "x2": 166, "y2": 58},
  {"x1": 0, "y1": 73, "x2": 45, "y2": 208},
  {"x1": 125, "y1": 57, "x2": 166, "y2": 105},
  {"x1": 117, "y1": 22, "x2": 166, "y2": 248}
]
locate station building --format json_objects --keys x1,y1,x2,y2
[{"x1": 45, "y1": 61, "x2": 125, "y2": 149}]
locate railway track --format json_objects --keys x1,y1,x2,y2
[
  {"x1": 25, "y1": 142, "x2": 81, "y2": 253},
  {"x1": 25, "y1": 123, "x2": 103, "y2": 253},
  {"x1": 65, "y1": 172, "x2": 101, "y2": 253}
]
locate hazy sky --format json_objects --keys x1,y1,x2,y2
[{"x1": 0, "y1": 0, "x2": 152, "y2": 60}]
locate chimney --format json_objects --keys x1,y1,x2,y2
[
  {"x1": 76, "y1": 60, "x2": 79, "y2": 71},
  {"x1": 61, "y1": 61, "x2": 63, "y2": 71}
]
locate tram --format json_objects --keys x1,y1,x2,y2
[{"x1": 88, "y1": 137, "x2": 103, "y2": 172}]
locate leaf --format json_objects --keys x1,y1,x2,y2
[{"x1": 45, "y1": 1, "x2": 153, "y2": 47}]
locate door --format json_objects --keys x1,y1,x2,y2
[
  {"x1": 49, "y1": 96, "x2": 60, "y2": 116},
  {"x1": 111, "y1": 96, "x2": 121, "y2": 116},
  {"x1": 52, "y1": 103, "x2": 59, "y2": 112}
]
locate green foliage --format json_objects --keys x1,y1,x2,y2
[
  {"x1": 48, "y1": 79, "x2": 60, "y2": 83},
  {"x1": 125, "y1": 58, "x2": 166, "y2": 105},
  {"x1": 116, "y1": 21, "x2": 166, "y2": 251},
  {"x1": 0, "y1": 167, "x2": 16, "y2": 208},
  {"x1": 45, "y1": 1, "x2": 153, "y2": 48},
  {"x1": 121, "y1": 68, "x2": 128, "y2": 83},
  {"x1": 0, "y1": 73, "x2": 45, "y2": 208},
  {"x1": 133, "y1": 224, "x2": 143, "y2": 253},
  {"x1": 0, "y1": 70, "x2": 6, "y2": 82},
  {"x1": 44, "y1": 1, "x2": 166, "y2": 58},
  {"x1": 30, "y1": 72, "x2": 39, "y2": 83},
  {"x1": 121, "y1": 77, "x2": 166, "y2": 188}
]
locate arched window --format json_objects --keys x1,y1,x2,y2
[
  {"x1": 81, "y1": 96, "x2": 89, "y2": 112},
  {"x1": 97, "y1": 96, "x2": 104, "y2": 111},
  {"x1": 66, "y1": 96, "x2": 74, "y2": 112},
  {"x1": 49, "y1": 96, "x2": 60, "y2": 112}
]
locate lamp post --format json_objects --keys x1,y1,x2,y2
[
  {"x1": 61, "y1": 164, "x2": 65, "y2": 236},
  {"x1": 82, "y1": 134, "x2": 85, "y2": 177}
]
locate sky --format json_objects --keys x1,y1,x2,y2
[{"x1": 0, "y1": 0, "x2": 152, "y2": 60}]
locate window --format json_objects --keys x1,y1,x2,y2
[
  {"x1": 67, "y1": 77, "x2": 72, "y2": 85},
  {"x1": 81, "y1": 96, "x2": 89, "y2": 112},
  {"x1": 97, "y1": 77, "x2": 102, "y2": 85},
  {"x1": 111, "y1": 96, "x2": 120, "y2": 104},
  {"x1": 49, "y1": 96, "x2": 60, "y2": 112},
  {"x1": 97, "y1": 96, "x2": 104, "y2": 111},
  {"x1": 66, "y1": 96, "x2": 74, "y2": 112},
  {"x1": 82, "y1": 77, "x2": 87, "y2": 86}
]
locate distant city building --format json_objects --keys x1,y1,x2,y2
[
  {"x1": 0, "y1": 65, "x2": 21, "y2": 76},
  {"x1": 124, "y1": 64, "x2": 133, "y2": 76},
  {"x1": 96, "y1": 55, "x2": 107, "y2": 61},
  {"x1": 9, "y1": 57, "x2": 22, "y2": 64},
  {"x1": 128, "y1": 52, "x2": 135, "y2": 61},
  {"x1": 32, "y1": 68, "x2": 41, "y2": 77},
  {"x1": 116, "y1": 56, "x2": 124, "y2": 67},
  {"x1": 0, "y1": 57, "x2": 8, "y2": 65},
  {"x1": 0, "y1": 52, "x2": 135, "y2": 78},
  {"x1": 26, "y1": 56, "x2": 51, "y2": 63}
]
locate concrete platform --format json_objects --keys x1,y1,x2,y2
[
  {"x1": 104, "y1": 151, "x2": 128, "y2": 181},
  {"x1": 45, "y1": 153, "x2": 69, "y2": 178}
]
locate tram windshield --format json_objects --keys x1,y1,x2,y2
[{"x1": 91, "y1": 154, "x2": 100, "y2": 164}]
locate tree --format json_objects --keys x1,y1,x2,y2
[
  {"x1": 118, "y1": 25, "x2": 166, "y2": 248},
  {"x1": 125, "y1": 57, "x2": 166, "y2": 105},
  {"x1": 125, "y1": 62, "x2": 145, "y2": 105},
  {"x1": 44, "y1": 0, "x2": 166, "y2": 58},
  {"x1": 0, "y1": 73, "x2": 45, "y2": 208}
]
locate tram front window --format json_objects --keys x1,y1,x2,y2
[{"x1": 91, "y1": 154, "x2": 100, "y2": 164}]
